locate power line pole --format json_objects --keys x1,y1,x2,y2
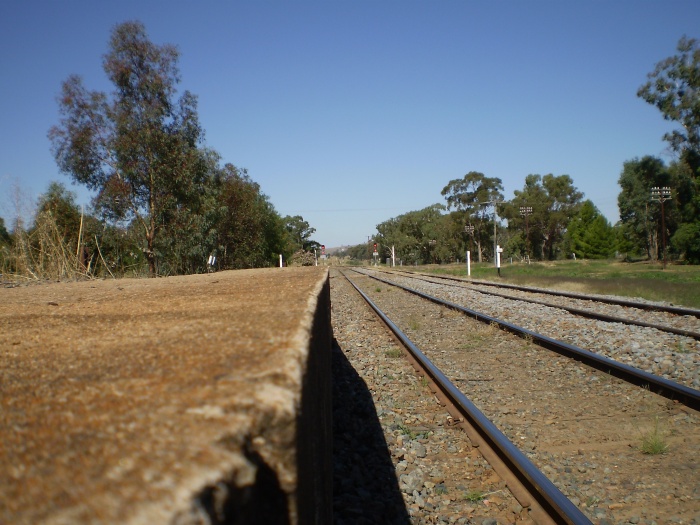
[
  {"x1": 520, "y1": 206, "x2": 532, "y2": 263},
  {"x1": 482, "y1": 199, "x2": 504, "y2": 274},
  {"x1": 651, "y1": 187, "x2": 672, "y2": 269}
]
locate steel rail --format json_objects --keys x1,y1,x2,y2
[
  {"x1": 388, "y1": 268, "x2": 700, "y2": 318},
  {"x1": 380, "y1": 270, "x2": 700, "y2": 340},
  {"x1": 357, "y1": 270, "x2": 700, "y2": 412},
  {"x1": 342, "y1": 271, "x2": 593, "y2": 525}
]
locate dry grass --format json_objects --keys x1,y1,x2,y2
[
  {"x1": 428, "y1": 260, "x2": 700, "y2": 309},
  {"x1": 639, "y1": 417, "x2": 669, "y2": 455},
  {"x1": 384, "y1": 347, "x2": 404, "y2": 358},
  {"x1": 407, "y1": 315, "x2": 421, "y2": 331},
  {"x1": 1, "y1": 212, "x2": 90, "y2": 282}
]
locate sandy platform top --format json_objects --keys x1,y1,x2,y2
[{"x1": 0, "y1": 267, "x2": 329, "y2": 524}]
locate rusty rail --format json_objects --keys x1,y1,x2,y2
[{"x1": 343, "y1": 271, "x2": 593, "y2": 525}]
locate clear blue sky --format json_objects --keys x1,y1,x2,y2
[{"x1": 1, "y1": 1, "x2": 698, "y2": 247}]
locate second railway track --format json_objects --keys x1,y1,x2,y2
[
  {"x1": 332, "y1": 268, "x2": 700, "y2": 525},
  {"x1": 366, "y1": 268, "x2": 700, "y2": 392},
  {"x1": 387, "y1": 269, "x2": 700, "y2": 341}
]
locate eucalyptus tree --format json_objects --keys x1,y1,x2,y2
[
  {"x1": 283, "y1": 215, "x2": 318, "y2": 254},
  {"x1": 216, "y1": 164, "x2": 288, "y2": 269},
  {"x1": 441, "y1": 172, "x2": 504, "y2": 262},
  {"x1": 506, "y1": 174, "x2": 583, "y2": 260},
  {"x1": 504, "y1": 175, "x2": 548, "y2": 259},
  {"x1": 638, "y1": 36, "x2": 700, "y2": 262},
  {"x1": 617, "y1": 156, "x2": 670, "y2": 260},
  {"x1": 49, "y1": 21, "x2": 207, "y2": 276},
  {"x1": 638, "y1": 36, "x2": 700, "y2": 167},
  {"x1": 376, "y1": 204, "x2": 448, "y2": 264},
  {"x1": 668, "y1": 159, "x2": 700, "y2": 262}
]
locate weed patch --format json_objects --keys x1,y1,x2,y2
[
  {"x1": 408, "y1": 316, "x2": 421, "y2": 331},
  {"x1": 396, "y1": 423, "x2": 428, "y2": 440},
  {"x1": 385, "y1": 348, "x2": 403, "y2": 359},
  {"x1": 639, "y1": 417, "x2": 669, "y2": 455},
  {"x1": 463, "y1": 490, "x2": 485, "y2": 502}
]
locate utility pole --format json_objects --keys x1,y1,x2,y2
[
  {"x1": 482, "y1": 199, "x2": 504, "y2": 275},
  {"x1": 464, "y1": 224, "x2": 474, "y2": 276},
  {"x1": 651, "y1": 187, "x2": 671, "y2": 269},
  {"x1": 520, "y1": 206, "x2": 532, "y2": 263}
]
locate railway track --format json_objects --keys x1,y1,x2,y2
[
  {"x1": 357, "y1": 268, "x2": 700, "y2": 410},
  {"x1": 384, "y1": 269, "x2": 700, "y2": 339},
  {"x1": 380, "y1": 268, "x2": 700, "y2": 317},
  {"x1": 331, "y1": 268, "x2": 700, "y2": 524},
  {"x1": 366, "y1": 268, "x2": 700, "y2": 393}
]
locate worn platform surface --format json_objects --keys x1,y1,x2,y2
[{"x1": 0, "y1": 267, "x2": 331, "y2": 524}]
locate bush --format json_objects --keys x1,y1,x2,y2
[{"x1": 671, "y1": 222, "x2": 700, "y2": 263}]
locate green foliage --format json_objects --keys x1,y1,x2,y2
[
  {"x1": 0, "y1": 218, "x2": 10, "y2": 247},
  {"x1": 639, "y1": 417, "x2": 669, "y2": 455},
  {"x1": 441, "y1": 172, "x2": 504, "y2": 262},
  {"x1": 93, "y1": 222, "x2": 147, "y2": 277},
  {"x1": 668, "y1": 160, "x2": 700, "y2": 262},
  {"x1": 49, "y1": 21, "x2": 207, "y2": 276},
  {"x1": 504, "y1": 174, "x2": 583, "y2": 260},
  {"x1": 376, "y1": 204, "x2": 451, "y2": 265},
  {"x1": 0, "y1": 218, "x2": 11, "y2": 271},
  {"x1": 384, "y1": 348, "x2": 403, "y2": 358},
  {"x1": 616, "y1": 155, "x2": 700, "y2": 263},
  {"x1": 215, "y1": 164, "x2": 288, "y2": 269},
  {"x1": 284, "y1": 215, "x2": 318, "y2": 254},
  {"x1": 671, "y1": 222, "x2": 700, "y2": 263},
  {"x1": 637, "y1": 36, "x2": 700, "y2": 158},
  {"x1": 617, "y1": 156, "x2": 670, "y2": 260},
  {"x1": 463, "y1": 490, "x2": 485, "y2": 502},
  {"x1": 635, "y1": 37, "x2": 700, "y2": 265},
  {"x1": 36, "y1": 182, "x2": 82, "y2": 237},
  {"x1": 338, "y1": 242, "x2": 377, "y2": 263},
  {"x1": 564, "y1": 200, "x2": 616, "y2": 259},
  {"x1": 45, "y1": 22, "x2": 292, "y2": 278}
]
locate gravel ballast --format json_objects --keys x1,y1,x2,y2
[{"x1": 368, "y1": 270, "x2": 700, "y2": 390}]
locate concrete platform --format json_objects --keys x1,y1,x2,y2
[{"x1": 0, "y1": 267, "x2": 332, "y2": 524}]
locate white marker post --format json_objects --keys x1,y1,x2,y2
[
  {"x1": 466, "y1": 250, "x2": 471, "y2": 277},
  {"x1": 496, "y1": 245, "x2": 503, "y2": 277}
]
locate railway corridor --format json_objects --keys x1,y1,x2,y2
[{"x1": 331, "y1": 268, "x2": 700, "y2": 525}]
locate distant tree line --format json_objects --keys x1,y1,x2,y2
[
  {"x1": 1, "y1": 21, "x2": 317, "y2": 280},
  {"x1": 364, "y1": 172, "x2": 612, "y2": 266},
  {"x1": 345, "y1": 36, "x2": 700, "y2": 265}
]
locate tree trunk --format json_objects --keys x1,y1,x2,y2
[
  {"x1": 540, "y1": 235, "x2": 547, "y2": 260},
  {"x1": 648, "y1": 230, "x2": 659, "y2": 262},
  {"x1": 146, "y1": 222, "x2": 157, "y2": 277},
  {"x1": 147, "y1": 193, "x2": 157, "y2": 277}
]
